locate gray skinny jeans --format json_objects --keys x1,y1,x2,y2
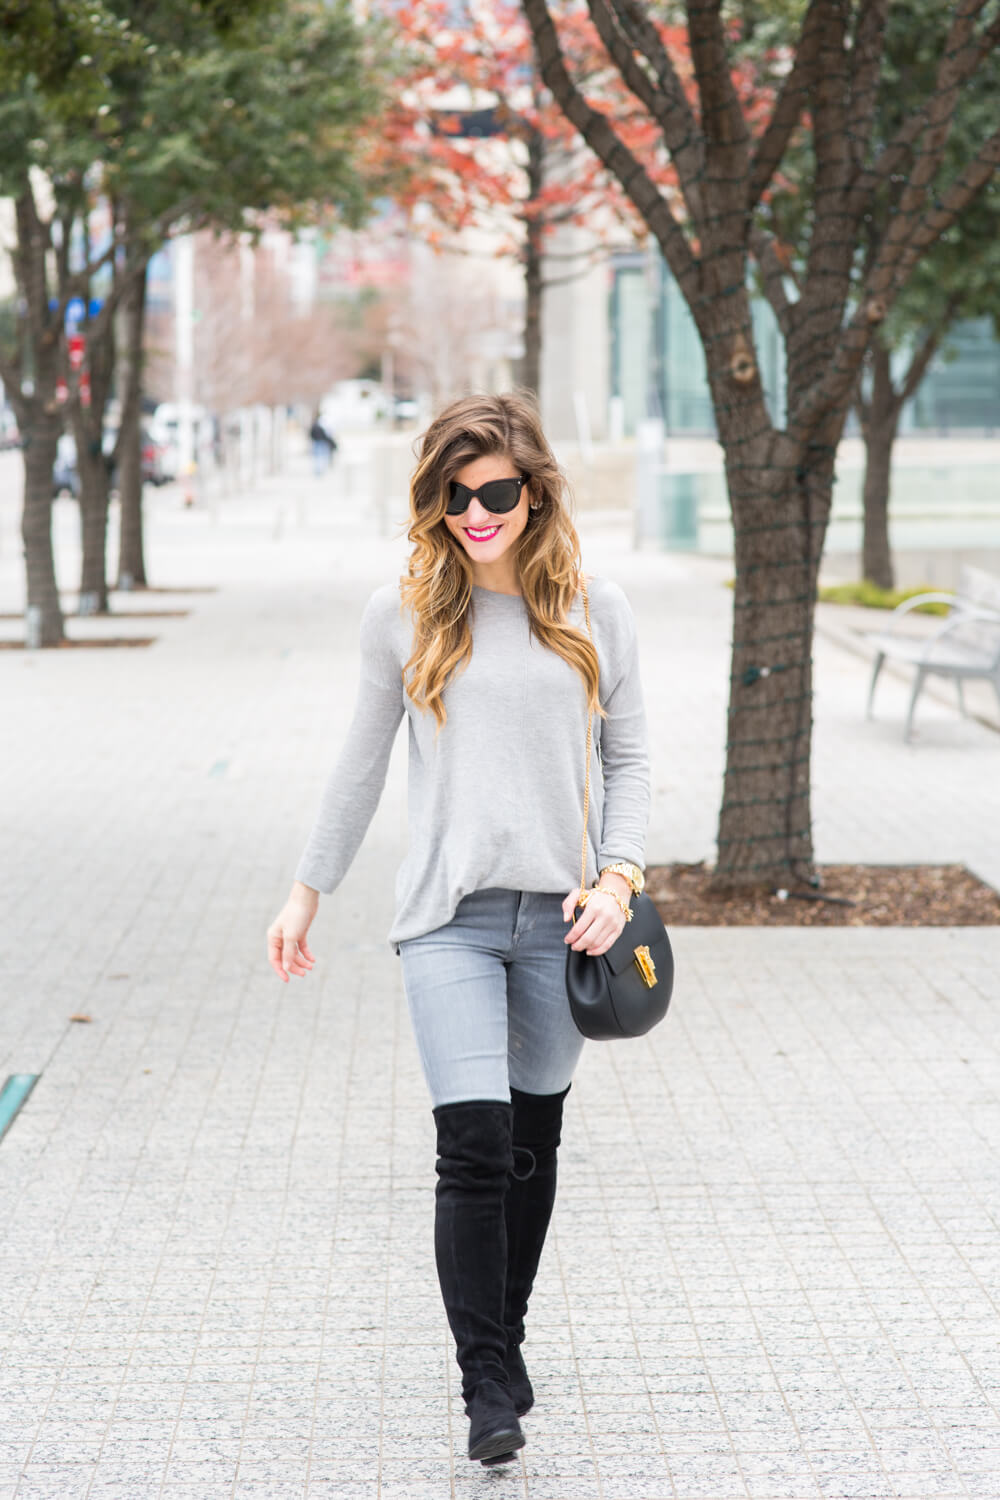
[{"x1": 398, "y1": 888, "x2": 585, "y2": 1108}]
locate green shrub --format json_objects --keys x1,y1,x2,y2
[{"x1": 817, "y1": 582, "x2": 950, "y2": 615}]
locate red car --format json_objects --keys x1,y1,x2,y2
[{"x1": 141, "y1": 429, "x2": 168, "y2": 485}]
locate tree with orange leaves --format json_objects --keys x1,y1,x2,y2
[{"x1": 377, "y1": 0, "x2": 683, "y2": 392}]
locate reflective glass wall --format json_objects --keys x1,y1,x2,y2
[{"x1": 611, "y1": 253, "x2": 1000, "y2": 437}]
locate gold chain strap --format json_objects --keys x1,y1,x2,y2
[
  {"x1": 578, "y1": 578, "x2": 594, "y2": 900},
  {"x1": 575, "y1": 580, "x2": 633, "y2": 925}
]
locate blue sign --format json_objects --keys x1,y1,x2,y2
[{"x1": 51, "y1": 296, "x2": 105, "y2": 329}]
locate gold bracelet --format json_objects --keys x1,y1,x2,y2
[
  {"x1": 599, "y1": 861, "x2": 645, "y2": 895},
  {"x1": 580, "y1": 885, "x2": 633, "y2": 922}
]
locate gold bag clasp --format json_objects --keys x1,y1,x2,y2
[{"x1": 633, "y1": 945, "x2": 656, "y2": 989}]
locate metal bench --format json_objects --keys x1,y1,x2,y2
[{"x1": 866, "y1": 565, "x2": 1000, "y2": 742}]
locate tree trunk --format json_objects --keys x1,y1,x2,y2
[
  {"x1": 860, "y1": 345, "x2": 900, "y2": 590},
  {"x1": 20, "y1": 414, "x2": 65, "y2": 647},
  {"x1": 10, "y1": 183, "x2": 66, "y2": 646},
  {"x1": 519, "y1": 126, "x2": 545, "y2": 395},
  {"x1": 117, "y1": 260, "x2": 149, "y2": 590},
  {"x1": 689, "y1": 282, "x2": 835, "y2": 894},
  {"x1": 522, "y1": 230, "x2": 543, "y2": 395},
  {"x1": 69, "y1": 274, "x2": 118, "y2": 613},
  {"x1": 714, "y1": 436, "x2": 833, "y2": 891},
  {"x1": 74, "y1": 420, "x2": 111, "y2": 614}
]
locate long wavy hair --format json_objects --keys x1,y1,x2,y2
[{"x1": 400, "y1": 391, "x2": 600, "y2": 729}]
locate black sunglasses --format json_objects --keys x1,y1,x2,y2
[{"x1": 446, "y1": 475, "x2": 529, "y2": 516}]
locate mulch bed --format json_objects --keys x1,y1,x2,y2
[
  {"x1": 646, "y1": 862, "x2": 1000, "y2": 926},
  {"x1": 0, "y1": 637, "x2": 156, "y2": 650},
  {"x1": 0, "y1": 611, "x2": 188, "y2": 621}
]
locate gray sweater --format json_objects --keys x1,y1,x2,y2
[{"x1": 296, "y1": 577, "x2": 650, "y2": 945}]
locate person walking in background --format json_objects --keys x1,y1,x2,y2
[
  {"x1": 268, "y1": 392, "x2": 649, "y2": 1466},
  {"x1": 309, "y1": 409, "x2": 337, "y2": 475}
]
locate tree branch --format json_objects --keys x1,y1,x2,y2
[
  {"x1": 795, "y1": 109, "x2": 1000, "y2": 441},
  {"x1": 585, "y1": 0, "x2": 705, "y2": 224},
  {"x1": 899, "y1": 305, "x2": 957, "y2": 405},
  {"x1": 865, "y1": 120, "x2": 1000, "y2": 306},
  {"x1": 53, "y1": 200, "x2": 74, "y2": 297},
  {"x1": 541, "y1": 256, "x2": 610, "y2": 290},
  {"x1": 784, "y1": 2, "x2": 867, "y2": 367},
  {"x1": 618, "y1": 0, "x2": 704, "y2": 156},
  {"x1": 803, "y1": 2, "x2": 853, "y2": 288},
  {"x1": 535, "y1": 241, "x2": 618, "y2": 260},
  {"x1": 788, "y1": 309, "x2": 870, "y2": 438},
  {"x1": 849, "y1": 4, "x2": 1000, "y2": 215},
  {"x1": 747, "y1": 0, "x2": 825, "y2": 209},
  {"x1": 896, "y1": 124, "x2": 1000, "y2": 275},
  {"x1": 13, "y1": 180, "x2": 52, "y2": 350},
  {"x1": 854, "y1": 365, "x2": 871, "y2": 431},
  {"x1": 53, "y1": 235, "x2": 128, "y2": 330},
  {"x1": 522, "y1": 0, "x2": 699, "y2": 300},
  {"x1": 685, "y1": 0, "x2": 748, "y2": 153},
  {"x1": 749, "y1": 226, "x2": 795, "y2": 337},
  {"x1": 887, "y1": 2, "x2": 995, "y2": 233},
  {"x1": 846, "y1": 0, "x2": 890, "y2": 176},
  {"x1": 536, "y1": 204, "x2": 610, "y2": 227}
]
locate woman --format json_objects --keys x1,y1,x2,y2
[{"x1": 267, "y1": 392, "x2": 649, "y2": 1466}]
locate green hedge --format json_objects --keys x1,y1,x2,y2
[{"x1": 817, "y1": 582, "x2": 950, "y2": 615}]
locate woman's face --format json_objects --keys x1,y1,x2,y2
[{"x1": 443, "y1": 453, "x2": 530, "y2": 584}]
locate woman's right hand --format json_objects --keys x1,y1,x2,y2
[{"x1": 267, "y1": 882, "x2": 319, "y2": 982}]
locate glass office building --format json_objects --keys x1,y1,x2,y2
[{"x1": 610, "y1": 252, "x2": 1000, "y2": 437}]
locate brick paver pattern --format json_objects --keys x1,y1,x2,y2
[{"x1": 1, "y1": 449, "x2": 998, "y2": 1499}]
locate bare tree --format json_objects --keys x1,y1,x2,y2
[
  {"x1": 190, "y1": 231, "x2": 359, "y2": 419},
  {"x1": 390, "y1": 248, "x2": 521, "y2": 409}
]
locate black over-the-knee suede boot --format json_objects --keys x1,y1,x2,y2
[
  {"x1": 503, "y1": 1084, "x2": 570, "y2": 1416},
  {"x1": 433, "y1": 1100, "x2": 525, "y2": 1465}
]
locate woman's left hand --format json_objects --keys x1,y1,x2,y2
[{"x1": 562, "y1": 873, "x2": 631, "y2": 957}]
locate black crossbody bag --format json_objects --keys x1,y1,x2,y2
[{"x1": 564, "y1": 582, "x2": 674, "y2": 1040}]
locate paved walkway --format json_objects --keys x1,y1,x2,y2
[{"x1": 1, "y1": 453, "x2": 999, "y2": 1500}]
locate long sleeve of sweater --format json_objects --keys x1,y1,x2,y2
[
  {"x1": 294, "y1": 596, "x2": 404, "y2": 894},
  {"x1": 594, "y1": 607, "x2": 650, "y2": 873}
]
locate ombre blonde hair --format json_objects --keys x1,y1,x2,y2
[{"x1": 400, "y1": 391, "x2": 600, "y2": 729}]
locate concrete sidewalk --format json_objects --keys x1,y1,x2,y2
[{"x1": 1, "y1": 462, "x2": 998, "y2": 1500}]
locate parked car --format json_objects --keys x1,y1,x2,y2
[
  {"x1": 393, "y1": 395, "x2": 419, "y2": 423},
  {"x1": 140, "y1": 427, "x2": 169, "y2": 485},
  {"x1": 320, "y1": 379, "x2": 389, "y2": 431},
  {"x1": 52, "y1": 427, "x2": 115, "y2": 497},
  {"x1": 52, "y1": 433, "x2": 80, "y2": 497},
  {"x1": 148, "y1": 402, "x2": 214, "y2": 481},
  {"x1": 52, "y1": 424, "x2": 166, "y2": 495}
]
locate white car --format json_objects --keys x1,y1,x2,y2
[
  {"x1": 149, "y1": 402, "x2": 214, "y2": 480},
  {"x1": 320, "y1": 380, "x2": 389, "y2": 431}
]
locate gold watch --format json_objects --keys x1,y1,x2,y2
[{"x1": 599, "y1": 861, "x2": 645, "y2": 896}]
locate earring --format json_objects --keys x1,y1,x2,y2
[{"x1": 529, "y1": 498, "x2": 542, "y2": 512}]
